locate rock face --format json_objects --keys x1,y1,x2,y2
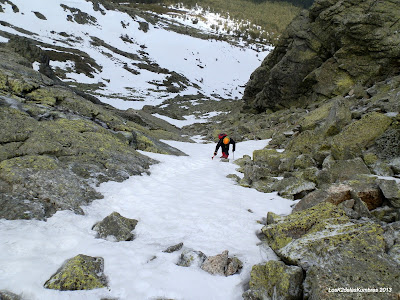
[
  {"x1": 244, "y1": 202, "x2": 400, "y2": 299},
  {"x1": 92, "y1": 212, "x2": 138, "y2": 242},
  {"x1": 0, "y1": 41, "x2": 187, "y2": 220},
  {"x1": 44, "y1": 254, "x2": 108, "y2": 290},
  {"x1": 243, "y1": 0, "x2": 400, "y2": 112}
]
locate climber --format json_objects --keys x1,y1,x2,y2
[{"x1": 212, "y1": 133, "x2": 235, "y2": 159}]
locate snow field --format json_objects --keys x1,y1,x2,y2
[{"x1": 0, "y1": 140, "x2": 294, "y2": 300}]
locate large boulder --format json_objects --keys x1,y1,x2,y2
[
  {"x1": 243, "y1": 260, "x2": 303, "y2": 300},
  {"x1": 293, "y1": 183, "x2": 352, "y2": 212},
  {"x1": 243, "y1": 0, "x2": 400, "y2": 112},
  {"x1": 261, "y1": 202, "x2": 400, "y2": 300},
  {"x1": 262, "y1": 202, "x2": 350, "y2": 251},
  {"x1": 44, "y1": 254, "x2": 108, "y2": 290}
]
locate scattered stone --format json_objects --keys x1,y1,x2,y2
[
  {"x1": 176, "y1": 248, "x2": 206, "y2": 267},
  {"x1": 243, "y1": 260, "x2": 303, "y2": 300},
  {"x1": 226, "y1": 174, "x2": 241, "y2": 183},
  {"x1": 225, "y1": 256, "x2": 243, "y2": 276},
  {"x1": 200, "y1": 250, "x2": 243, "y2": 276},
  {"x1": 44, "y1": 254, "x2": 108, "y2": 290},
  {"x1": 0, "y1": 290, "x2": 21, "y2": 300},
  {"x1": 163, "y1": 242, "x2": 183, "y2": 253},
  {"x1": 92, "y1": 212, "x2": 138, "y2": 242},
  {"x1": 200, "y1": 250, "x2": 229, "y2": 276}
]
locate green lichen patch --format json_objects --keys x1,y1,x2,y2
[
  {"x1": 331, "y1": 112, "x2": 392, "y2": 160},
  {"x1": 278, "y1": 221, "x2": 386, "y2": 267},
  {"x1": 244, "y1": 260, "x2": 303, "y2": 300},
  {"x1": 8, "y1": 78, "x2": 38, "y2": 95},
  {"x1": 0, "y1": 70, "x2": 8, "y2": 90},
  {"x1": 26, "y1": 87, "x2": 59, "y2": 106},
  {"x1": 286, "y1": 130, "x2": 324, "y2": 155},
  {"x1": 44, "y1": 254, "x2": 108, "y2": 290},
  {"x1": 300, "y1": 100, "x2": 334, "y2": 131},
  {"x1": 262, "y1": 202, "x2": 349, "y2": 251},
  {"x1": 0, "y1": 155, "x2": 59, "y2": 182}
]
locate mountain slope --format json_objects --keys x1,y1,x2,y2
[{"x1": 0, "y1": 0, "x2": 269, "y2": 111}]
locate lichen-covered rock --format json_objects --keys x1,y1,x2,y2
[
  {"x1": 0, "y1": 45, "x2": 187, "y2": 220},
  {"x1": 377, "y1": 179, "x2": 400, "y2": 208},
  {"x1": 303, "y1": 253, "x2": 400, "y2": 300},
  {"x1": 278, "y1": 221, "x2": 386, "y2": 268},
  {"x1": 176, "y1": 248, "x2": 206, "y2": 267},
  {"x1": 92, "y1": 212, "x2": 138, "y2": 242},
  {"x1": 293, "y1": 154, "x2": 316, "y2": 170},
  {"x1": 272, "y1": 176, "x2": 316, "y2": 200},
  {"x1": 243, "y1": 260, "x2": 303, "y2": 300},
  {"x1": 319, "y1": 158, "x2": 371, "y2": 183},
  {"x1": 262, "y1": 203, "x2": 400, "y2": 300},
  {"x1": 262, "y1": 202, "x2": 349, "y2": 251},
  {"x1": 293, "y1": 184, "x2": 352, "y2": 212},
  {"x1": 252, "y1": 148, "x2": 282, "y2": 175},
  {"x1": 243, "y1": 0, "x2": 400, "y2": 112},
  {"x1": 266, "y1": 211, "x2": 284, "y2": 225},
  {"x1": 44, "y1": 254, "x2": 108, "y2": 290},
  {"x1": 331, "y1": 112, "x2": 392, "y2": 160}
]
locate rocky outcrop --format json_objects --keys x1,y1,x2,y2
[
  {"x1": 243, "y1": 202, "x2": 400, "y2": 299},
  {"x1": 243, "y1": 0, "x2": 400, "y2": 112},
  {"x1": 0, "y1": 43, "x2": 187, "y2": 220},
  {"x1": 44, "y1": 254, "x2": 108, "y2": 290}
]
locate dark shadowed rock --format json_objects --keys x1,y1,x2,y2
[
  {"x1": 378, "y1": 179, "x2": 400, "y2": 208},
  {"x1": 243, "y1": 0, "x2": 400, "y2": 112}
]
